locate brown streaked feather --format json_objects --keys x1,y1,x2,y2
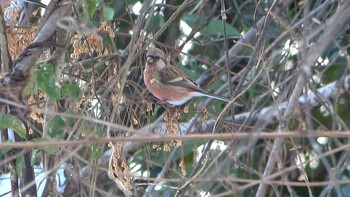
[{"x1": 157, "y1": 66, "x2": 204, "y2": 92}]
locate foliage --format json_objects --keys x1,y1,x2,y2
[{"x1": 0, "y1": 0, "x2": 350, "y2": 197}]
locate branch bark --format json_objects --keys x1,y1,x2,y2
[{"x1": 256, "y1": 1, "x2": 350, "y2": 196}]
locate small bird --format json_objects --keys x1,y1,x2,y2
[{"x1": 144, "y1": 48, "x2": 234, "y2": 106}]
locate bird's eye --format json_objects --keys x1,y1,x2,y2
[
  {"x1": 147, "y1": 55, "x2": 160, "y2": 64},
  {"x1": 147, "y1": 56, "x2": 156, "y2": 64}
]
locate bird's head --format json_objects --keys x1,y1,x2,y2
[{"x1": 146, "y1": 48, "x2": 166, "y2": 69}]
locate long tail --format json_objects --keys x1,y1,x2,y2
[
  {"x1": 204, "y1": 93, "x2": 230, "y2": 102},
  {"x1": 195, "y1": 92, "x2": 242, "y2": 106}
]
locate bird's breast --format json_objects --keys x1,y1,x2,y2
[{"x1": 144, "y1": 67, "x2": 192, "y2": 104}]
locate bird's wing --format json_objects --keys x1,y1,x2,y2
[{"x1": 157, "y1": 66, "x2": 204, "y2": 92}]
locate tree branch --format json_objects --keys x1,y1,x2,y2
[{"x1": 256, "y1": 1, "x2": 350, "y2": 196}]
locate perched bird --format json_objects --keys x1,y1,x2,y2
[{"x1": 144, "y1": 48, "x2": 235, "y2": 106}]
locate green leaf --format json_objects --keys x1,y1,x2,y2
[
  {"x1": 49, "y1": 116, "x2": 66, "y2": 138},
  {"x1": 0, "y1": 147, "x2": 11, "y2": 158},
  {"x1": 86, "y1": 0, "x2": 98, "y2": 17},
  {"x1": 46, "y1": 86, "x2": 61, "y2": 99},
  {"x1": 38, "y1": 64, "x2": 53, "y2": 92},
  {"x1": 149, "y1": 14, "x2": 165, "y2": 29},
  {"x1": 91, "y1": 144, "x2": 101, "y2": 159},
  {"x1": 34, "y1": 138, "x2": 60, "y2": 154},
  {"x1": 40, "y1": 64, "x2": 60, "y2": 98},
  {"x1": 24, "y1": 64, "x2": 61, "y2": 99},
  {"x1": 207, "y1": 18, "x2": 240, "y2": 36},
  {"x1": 82, "y1": 121, "x2": 92, "y2": 135},
  {"x1": 16, "y1": 154, "x2": 24, "y2": 180},
  {"x1": 322, "y1": 64, "x2": 346, "y2": 84},
  {"x1": 23, "y1": 71, "x2": 39, "y2": 96},
  {"x1": 61, "y1": 110, "x2": 77, "y2": 126},
  {"x1": 0, "y1": 114, "x2": 26, "y2": 138},
  {"x1": 174, "y1": 140, "x2": 207, "y2": 160},
  {"x1": 126, "y1": 0, "x2": 138, "y2": 4},
  {"x1": 183, "y1": 14, "x2": 239, "y2": 36},
  {"x1": 104, "y1": 6, "x2": 115, "y2": 21},
  {"x1": 96, "y1": 126, "x2": 103, "y2": 137},
  {"x1": 62, "y1": 84, "x2": 83, "y2": 101},
  {"x1": 31, "y1": 149, "x2": 40, "y2": 166}
]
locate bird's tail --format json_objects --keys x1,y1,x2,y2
[{"x1": 200, "y1": 92, "x2": 243, "y2": 106}]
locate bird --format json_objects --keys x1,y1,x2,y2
[{"x1": 144, "y1": 47, "x2": 236, "y2": 106}]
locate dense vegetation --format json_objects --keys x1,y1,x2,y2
[{"x1": 0, "y1": 0, "x2": 349, "y2": 196}]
